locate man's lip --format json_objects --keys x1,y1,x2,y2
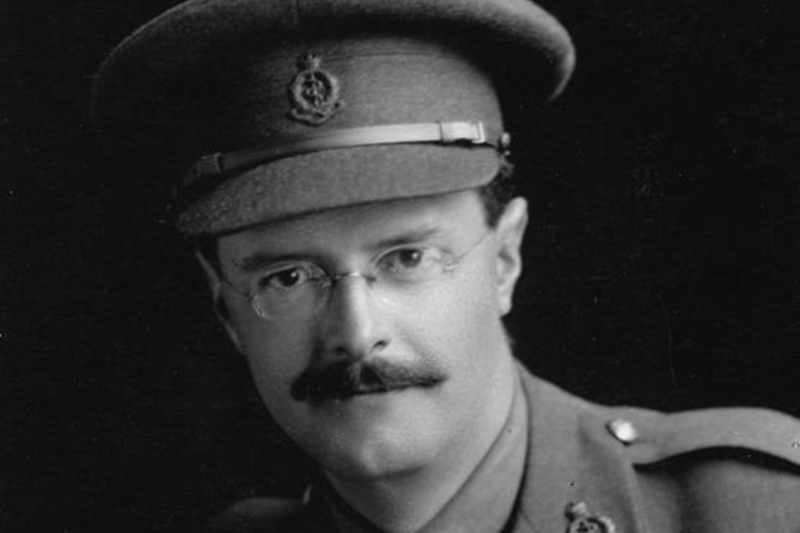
[{"x1": 317, "y1": 383, "x2": 415, "y2": 403}]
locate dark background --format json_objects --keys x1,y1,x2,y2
[{"x1": 3, "y1": 0, "x2": 799, "y2": 531}]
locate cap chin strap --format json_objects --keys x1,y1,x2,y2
[{"x1": 181, "y1": 120, "x2": 510, "y2": 197}]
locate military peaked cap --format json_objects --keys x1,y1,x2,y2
[{"x1": 92, "y1": 0, "x2": 575, "y2": 234}]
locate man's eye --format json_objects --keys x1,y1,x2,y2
[
  {"x1": 381, "y1": 247, "x2": 439, "y2": 274},
  {"x1": 257, "y1": 266, "x2": 312, "y2": 291}
]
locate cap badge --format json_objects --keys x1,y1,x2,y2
[
  {"x1": 565, "y1": 502, "x2": 617, "y2": 533},
  {"x1": 287, "y1": 52, "x2": 344, "y2": 125}
]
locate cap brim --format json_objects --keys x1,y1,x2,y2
[{"x1": 176, "y1": 143, "x2": 501, "y2": 234}]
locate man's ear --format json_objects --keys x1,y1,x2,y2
[
  {"x1": 494, "y1": 197, "x2": 528, "y2": 316},
  {"x1": 194, "y1": 250, "x2": 243, "y2": 352}
]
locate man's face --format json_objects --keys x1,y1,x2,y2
[{"x1": 200, "y1": 190, "x2": 528, "y2": 481}]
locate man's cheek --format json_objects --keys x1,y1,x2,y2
[
  {"x1": 401, "y1": 291, "x2": 489, "y2": 359},
  {"x1": 246, "y1": 352, "x2": 300, "y2": 421}
]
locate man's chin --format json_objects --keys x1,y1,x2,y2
[
  {"x1": 288, "y1": 386, "x2": 454, "y2": 483},
  {"x1": 316, "y1": 423, "x2": 433, "y2": 483}
]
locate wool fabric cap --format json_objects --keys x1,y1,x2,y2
[{"x1": 92, "y1": 0, "x2": 575, "y2": 235}]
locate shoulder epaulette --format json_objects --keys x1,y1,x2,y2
[{"x1": 600, "y1": 406, "x2": 800, "y2": 467}]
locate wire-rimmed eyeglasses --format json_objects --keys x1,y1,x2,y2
[{"x1": 224, "y1": 230, "x2": 493, "y2": 321}]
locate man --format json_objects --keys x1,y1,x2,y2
[{"x1": 92, "y1": 0, "x2": 800, "y2": 531}]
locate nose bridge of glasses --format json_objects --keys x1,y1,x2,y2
[
  {"x1": 319, "y1": 269, "x2": 384, "y2": 318},
  {"x1": 328, "y1": 270, "x2": 379, "y2": 287}
]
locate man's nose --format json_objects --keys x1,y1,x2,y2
[{"x1": 318, "y1": 273, "x2": 390, "y2": 361}]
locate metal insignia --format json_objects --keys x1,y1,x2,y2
[
  {"x1": 287, "y1": 52, "x2": 344, "y2": 125},
  {"x1": 565, "y1": 502, "x2": 618, "y2": 533}
]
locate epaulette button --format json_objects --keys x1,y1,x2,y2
[{"x1": 607, "y1": 419, "x2": 638, "y2": 445}]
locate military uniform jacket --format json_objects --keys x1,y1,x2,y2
[{"x1": 211, "y1": 364, "x2": 800, "y2": 532}]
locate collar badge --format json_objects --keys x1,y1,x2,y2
[
  {"x1": 287, "y1": 52, "x2": 344, "y2": 125},
  {"x1": 565, "y1": 502, "x2": 617, "y2": 533}
]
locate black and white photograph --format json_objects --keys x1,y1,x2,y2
[{"x1": 4, "y1": 0, "x2": 799, "y2": 531}]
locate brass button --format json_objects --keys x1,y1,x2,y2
[{"x1": 607, "y1": 419, "x2": 638, "y2": 445}]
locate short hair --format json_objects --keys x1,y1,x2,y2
[
  {"x1": 194, "y1": 161, "x2": 517, "y2": 275},
  {"x1": 478, "y1": 159, "x2": 516, "y2": 229}
]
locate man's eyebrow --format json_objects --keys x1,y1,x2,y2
[
  {"x1": 369, "y1": 226, "x2": 446, "y2": 251},
  {"x1": 233, "y1": 251, "x2": 305, "y2": 274},
  {"x1": 232, "y1": 226, "x2": 447, "y2": 273}
]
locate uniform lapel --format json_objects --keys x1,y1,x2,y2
[{"x1": 512, "y1": 367, "x2": 652, "y2": 533}]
